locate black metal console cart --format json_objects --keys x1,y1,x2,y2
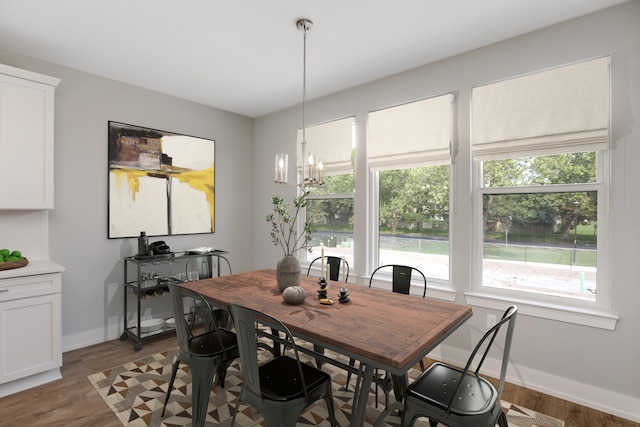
[{"x1": 120, "y1": 249, "x2": 229, "y2": 351}]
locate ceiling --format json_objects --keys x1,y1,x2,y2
[{"x1": 0, "y1": 0, "x2": 628, "y2": 118}]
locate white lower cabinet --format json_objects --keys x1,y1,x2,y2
[{"x1": 0, "y1": 268, "x2": 63, "y2": 395}]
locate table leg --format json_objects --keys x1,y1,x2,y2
[
  {"x1": 350, "y1": 363, "x2": 374, "y2": 427},
  {"x1": 371, "y1": 373, "x2": 408, "y2": 427},
  {"x1": 392, "y1": 373, "x2": 407, "y2": 405}
]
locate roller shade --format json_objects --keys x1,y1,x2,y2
[
  {"x1": 472, "y1": 57, "x2": 610, "y2": 161},
  {"x1": 297, "y1": 117, "x2": 354, "y2": 174},
  {"x1": 368, "y1": 94, "x2": 454, "y2": 168}
]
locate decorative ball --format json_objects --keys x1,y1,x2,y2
[{"x1": 282, "y1": 285, "x2": 307, "y2": 304}]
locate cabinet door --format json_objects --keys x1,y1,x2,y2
[
  {"x1": 0, "y1": 72, "x2": 57, "y2": 209},
  {"x1": 0, "y1": 293, "x2": 62, "y2": 384}
]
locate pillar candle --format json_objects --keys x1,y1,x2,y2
[
  {"x1": 321, "y1": 247, "x2": 325, "y2": 278},
  {"x1": 341, "y1": 257, "x2": 346, "y2": 283}
]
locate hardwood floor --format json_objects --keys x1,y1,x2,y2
[{"x1": 0, "y1": 333, "x2": 636, "y2": 427}]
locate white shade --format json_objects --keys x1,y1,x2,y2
[
  {"x1": 297, "y1": 116, "x2": 354, "y2": 174},
  {"x1": 274, "y1": 153, "x2": 288, "y2": 183},
  {"x1": 368, "y1": 94, "x2": 454, "y2": 168},
  {"x1": 472, "y1": 57, "x2": 610, "y2": 161}
]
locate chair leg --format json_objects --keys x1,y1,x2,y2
[
  {"x1": 161, "y1": 357, "x2": 180, "y2": 416},
  {"x1": 497, "y1": 409, "x2": 509, "y2": 427},
  {"x1": 345, "y1": 357, "x2": 356, "y2": 391},
  {"x1": 215, "y1": 359, "x2": 233, "y2": 388},
  {"x1": 400, "y1": 402, "x2": 417, "y2": 427},
  {"x1": 229, "y1": 396, "x2": 242, "y2": 427},
  {"x1": 419, "y1": 359, "x2": 425, "y2": 371},
  {"x1": 190, "y1": 358, "x2": 217, "y2": 427},
  {"x1": 314, "y1": 343, "x2": 325, "y2": 368},
  {"x1": 374, "y1": 368, "x2": 380, "y2": 408},
  {"x1": 325, "y1": 391, "x2": 338, "y2": 427},
  {"x1": 392, "y1": 373, "x2": 407, "y2": 406}
]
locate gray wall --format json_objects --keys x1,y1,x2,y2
[
  {"x1": 1, "y1": 0, "x2": 638, "y2": 422},
  {"x1": 252, "y1": 2, "x2": 640, "y2": 421},
  {"x1": 0, "y1": 49, "x2": 254, "y2": 350}
]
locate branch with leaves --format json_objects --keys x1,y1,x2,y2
[{"x1": 266, "y1": 190, "x2": 314, "y2": 255}]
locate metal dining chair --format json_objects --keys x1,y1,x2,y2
[
  {"x1": 370, "y1": 264, "x2": 427, "y2": 297},
  {"x1": 401, "y1": 305, "x2": 518, "y2": 427},
  {"x1": 162, "y1": 283, "x2": 239, "y2": 427},
  {"x1": 307, "y1": 255, "x2": 350, "y2": 368},
  {"x1": 346, "y1": 264, "x2": 428, "y2": 408},
  {"x1": 227, "y1": 302, "x2": 338, "y2": 427},
  {"x1": 307, "y1": 255, "x2": 349, "y2": 281}
]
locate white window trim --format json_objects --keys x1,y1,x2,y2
[
  {"x1": 470, "y1": 149, "x2": 616, "y2": 329},
  {"x1": 302, "y1": 191, "x2": 356, "y2": 271},
  {"x1": 364, "y1": 273, "x2": 456, "y2": 302},
  {"x1": 369, "y1": 164, "x2": 453, "y2": 288},
  {"x1": 464, "y1": 291, "x2": 618, "y2": 330}
]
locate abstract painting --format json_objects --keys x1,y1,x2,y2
[{"x1": 108, "y1": 121, "x2": 215, "y2": 238}]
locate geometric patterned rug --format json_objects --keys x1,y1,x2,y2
[{"x1": 88, "y1": 347, "x2": 564, "y2": 427}]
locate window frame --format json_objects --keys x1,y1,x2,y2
[
  {"x1": 466, "y1": 57, "x2": 618, "y2": 330},
  {"x1": 299, "y1": 116, "x2": 357, "y2": 275},
  {"x1": 368, "y1": 161, "x2": 455, "y2": 301},
  {"x1": 468, "y1": 146, "x2": 616, "y2": 331},
  {"x1": 365, "y1": 94, "x2": 456, "y2": 299}
]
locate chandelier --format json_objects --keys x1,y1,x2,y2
[{"x1": 274, "y1": 18, "x2": 324, "y2": 187}]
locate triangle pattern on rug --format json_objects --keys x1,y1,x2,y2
[{"x1": 88, "y1": 347, "x2": 564, "y2": 427}]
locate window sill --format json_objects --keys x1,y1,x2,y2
[
  {"x1": 365, "y1": 275, "x2": 456, "y2": 302},
  {"x1": 464, "y1": 291, "x2": 618, "y2": 330},
  {"x1": 426, "y1": 285, "x2": 456, "y2": 302}
]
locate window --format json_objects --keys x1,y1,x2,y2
[
  {"x1": 298, "y1": 117, "x2": 355, "y2": 267},
  {"x1": 471, "y1": 57, "x2": 610, "y2": 310},
  {"x1": 368, "y1": 94, "x2": 454, "y2": 283}
]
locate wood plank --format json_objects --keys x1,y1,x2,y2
[{"x1": 185, "y1": 269, "x2": 472, "y2": 372}]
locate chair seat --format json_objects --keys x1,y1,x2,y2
[
  {"x1": 406, "y1": 363, "x2": 498, "y2": 415},
  {"x1": 260, "y1": 355, "x2": 331, "y2": 401},
  {"x1": 188, "y1": 328, "x2": 238, "y2": 356}
]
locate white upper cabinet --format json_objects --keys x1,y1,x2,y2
[{"x1": 0, "y1": 64, "x2": 60, "y2": 209}]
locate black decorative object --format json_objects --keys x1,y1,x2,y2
[
  {"x1": 317, "y1": 277, "x2": 333, "y2": 304},
  {"x1": 317, "y1": 277, "x2": 328, "y2": 299},
  {"x1": 338, "y1": 287, "x2": 350, "y2": 303}
]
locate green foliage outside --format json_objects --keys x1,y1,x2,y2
[{"x1": 305, "y1": 152, "x2": 598, "y2": 269}]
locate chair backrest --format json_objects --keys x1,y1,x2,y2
[
  {"x1": 369, "y1": 264, "x2": 427, "y2": 297},
  {"x1": 307, "y1": 256, "x2": 349, "y2": 282},
  {"x1": 168, "y1": 283, "x2": 229, "y2": 354},
  {"x1": 446, "y1": 305, "x2": 518, "y2": 414},
  {"x1": 227, "y1": 303, "x2": 310, "y2": 400}
]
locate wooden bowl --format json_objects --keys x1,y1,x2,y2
[{"x1": 0, "y1": 257, "x2": 29, "y2": 271}]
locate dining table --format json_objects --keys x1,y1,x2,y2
[{"x1": 183, "y1": 268, "x2": 472, "y2": 427}]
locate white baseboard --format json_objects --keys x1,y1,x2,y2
[
  {"x1": 62, "y1": 326, "x2": 118, "y2": 353},
  {"x1": 62, "y1": 309, "x2": 174, "y2": 353},
  {"x1": 0, "y1": 369, "x2": 61, "y2": 398},
  {"x1": 436, "y1": 345, "x2": 640, "y2": 424}
]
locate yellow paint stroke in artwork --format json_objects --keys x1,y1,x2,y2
[
  {"x1": 111, "y1": 168, "x2": 146, "y2": 201},
  {"x1": 111, "y1": 165, "x2": 215, "y2": 232},
  {"x1": 174, "y1": 165, "x2": 215, "y2": 232}
]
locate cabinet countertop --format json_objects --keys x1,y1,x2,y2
[{"x1": 0, "y1": 259, "x2": 65, "y2": 280}]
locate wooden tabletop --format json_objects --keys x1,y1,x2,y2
[{"x1": 184, "y1": 269, "x2": 472, "y2": 374}]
